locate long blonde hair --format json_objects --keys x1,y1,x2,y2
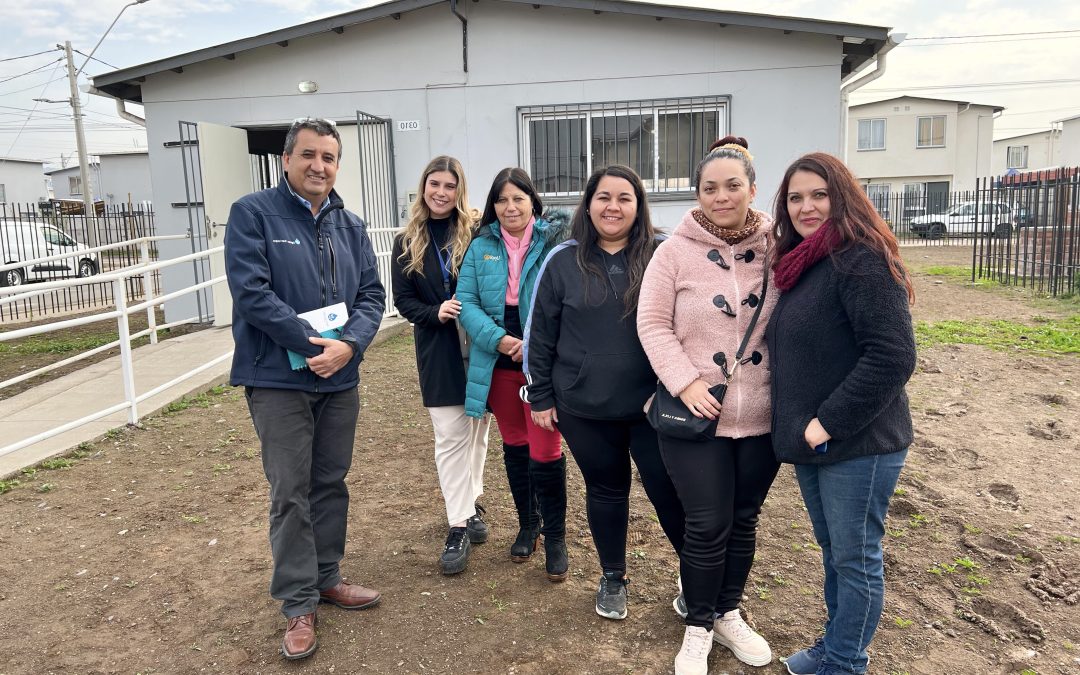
[{"x1": 397, "y1": 156, "x2": 475, "y2": 277}]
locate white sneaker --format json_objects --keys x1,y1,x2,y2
[
  {"x1": 674, "y1": 626, "x2": 713, "y2": 675},
  {"x1": 713, "y1": 609, "x2": 772, "y2": 666}
]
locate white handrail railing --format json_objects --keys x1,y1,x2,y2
[{"x1": 0, "y1": 242, "x2": 233, "y2": 460}]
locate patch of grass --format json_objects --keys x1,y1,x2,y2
[
  {"x1": 35, "y1": 482, "x2": 56, "y2": 493},
  {"x1": 910, "y1": 514, "x2": 929, "y2": 529},
  {"x1": 0, "y1": 478, "x2": 21, "y2": 494},
  {"x1": 921, "y1": 265, "x2": 988, "y2": 284},
  {"x1": 804, "y1": 542, "x2": 821, "y2": 552},
  {"x1": 894, "y1": 617, "x2": 914, "y2": 629},
  {"x1": 967, "y1": 573, "x2": 990, "y2": 587},
  {"x1": 955, "y1": 556, "x2": 979, "y2": 570},
  {"x1": 893, "y1": 487, "x2": 907, "y2": 496},
  {"x1": 162, "y1": 393, "x2": 213, "y2": 414},
  {"x1": 20, "y1": 467, "x2": 36, "y2": 478},
  {"x1": 1015, "y1": 554, "x2": 1032, "y2": 564},
  {"x1": 1053, "y1": 534, "x2": 1080, "y2": 545},
  {"x1": 41, "y1": 458, "x2": 73, "y2": 470},
  {"x1": 180, "y1": 514, "x2": 205, "y2": 524},
  {"x1": 755, "y1": 585, "x2": 772, "y2": 601},
  {"x1": 963, "y1": 523, "x2": 983, "y2": 535},
  {"x1": 772, "y1": 572, "x2": 790, "y2": 587},
  {"x1": 0, "y1": 334, "x2": 117, "y2": 356},
  {"x1": 915, "y1": 316, "x2": 1080, "y2": 355}
]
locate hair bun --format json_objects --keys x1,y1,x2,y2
[{"x1": 709, "y1": 135, "x2": 749, "y2": 152}]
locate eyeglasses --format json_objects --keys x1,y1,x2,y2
[{"x1": 291, "y1": 117, "x2": 337, "y2": 127}]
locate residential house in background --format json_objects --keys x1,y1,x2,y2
[
  {"x1": 1055, "y1": 113, "x2": 1080, "y2": 167},
  {"x1": 0, "y1": 158, "x2": 48, "y2": 208},
  {"x1": 992, "y1": 129, "x2": 1062, "y2": 175},
  {"x1": 89, "y1": 0, "x2": 899, "y2": 324},
  {"x1": 847, "y1": 96, "x2": 1002, "y2": 219},
  {"x1": 45, "y1": 163, "x2": 102, "y2": 201},
  {"x1": 97, "y1": 150, "x2": 153, "y2": 208}
]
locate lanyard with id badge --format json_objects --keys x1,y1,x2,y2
[{"x1": 431, "y1": 225, "x2": 469, "y2": 359}]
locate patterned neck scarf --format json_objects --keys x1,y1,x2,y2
[{"x1": 692, "y1": 208, "x2": 762, "y2": 245}]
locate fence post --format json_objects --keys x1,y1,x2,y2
[
  {"x1": 140, "y1": 239, "x2": 158, "y2": 344},
  {"x1": 114, "y1": 277, "x2": 139, "y2": 424}
]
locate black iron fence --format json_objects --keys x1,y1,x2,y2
[
  {"x1": 970, "y1": 168, "x2": 1079, "y2": 297},
  {"x1": 0, "y1": 203, "x2": 160, "y2": 322},
  {"x1": 867, "y1": 188, "x2": 1015, "y2": 246}
]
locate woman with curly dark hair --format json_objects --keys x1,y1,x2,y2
[{"x1": 766, "y1": 152, "x2": 915, "y2": 675}]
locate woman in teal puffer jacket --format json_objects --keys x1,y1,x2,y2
[{"x1": 457, "y1": 167, "x2": 569, "y2": 581}]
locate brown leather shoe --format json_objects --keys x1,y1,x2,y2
[
  {"x1": 319, "y1": 580, "x2": 381, "y2": 610},
  {"x1": 281, "y1": 612, "x2": 317, "y2": 660}
]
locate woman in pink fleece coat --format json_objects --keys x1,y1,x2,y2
[{"x1": 638, "y1": 136, "x2": 780, "y2": 675}]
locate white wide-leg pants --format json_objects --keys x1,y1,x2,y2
[{"x1": 429, "y1": 405, "x2": 491, "y2": 525}]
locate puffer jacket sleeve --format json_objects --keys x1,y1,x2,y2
[
  {"x1": 637, "y1": 241, "x2": 701, "y2": 397},
  {"x1": 225, "y1": 200, "x2": 321, "y2": 356},
  {"x1": 816, "y1": 248, "x2": 916, "y2": 439},
  {"x1": 456, "y1": 238, "x2": 506, "y2": 353}
]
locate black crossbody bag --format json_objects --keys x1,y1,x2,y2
[{"x1": 647, "y1": 247, "x2": 769, "y2": 441}]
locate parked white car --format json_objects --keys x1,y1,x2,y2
[
  {"x1": 909, "y1": 202, "x2": 1015, "y2": 239},
  {"x1": 1, "y1": 221, "x2": 100, "y2": 286}
]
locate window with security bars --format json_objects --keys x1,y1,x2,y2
[
  {"x1": 520, "y1": 97, "x2": 729, "y2": 196},
  {"x1": 916, "y1": 115, "x2": 946, "y2": 148},
  {"x1": 1007, "y1": 145, "x2": 1028, "y2": 169}
]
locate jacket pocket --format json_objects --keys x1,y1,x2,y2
[{"x1": 560, "y1": 353, "x2": 654, "y2": 419}]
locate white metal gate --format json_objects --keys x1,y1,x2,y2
[{"x1": 355, "y1": 110, "x2": 400, "y2": 317}]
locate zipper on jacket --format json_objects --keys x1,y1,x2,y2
[
  {"x1": 313, "y1": 203, "x2": 345, "y2": 307},
  {"x1": 327, "y1": 235, "x2": 339, "y2": 298}
]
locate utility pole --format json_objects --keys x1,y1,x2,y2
[{"x1": 63, "y1": 40, "x2": 98, "y2": 246}]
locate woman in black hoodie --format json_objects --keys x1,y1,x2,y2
[{"x1": 524, "y1": 164, "x2": 684, "y2": 620}]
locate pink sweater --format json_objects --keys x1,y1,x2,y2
[{"x1": 638, "y1": 208, "x2": 777, "y2": 439}]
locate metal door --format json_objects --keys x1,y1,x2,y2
[
  {"x1": 355, "y1": 110, "x2": 399, "y2": 317},
  {"x1": 191, "y1": 122, "x2": 254, "y2": 326}
]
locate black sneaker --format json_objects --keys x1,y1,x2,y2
[
  {"x1": 466, "y1": 504, "x2": 488, "y2": 544},
  {"x1": 595, "y1": 571, "x2": 629, "y2": 620},
  {"x1": 439, "y1": 527, "x2": 470, "y2": 575}
]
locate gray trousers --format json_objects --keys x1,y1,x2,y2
[{"x1": 246, "y1": 386, "x2": 359, "y2": 618}]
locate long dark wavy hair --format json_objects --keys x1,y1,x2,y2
[
  {"x1": 480, "y1": 167, "x2": 543, "y2": 229},
  {"x1": 569, "y1": 164, "x2": 658, "y2": 317},
  {"x1": 772, "y1": 152, "x2": 914, "y2": 302}
]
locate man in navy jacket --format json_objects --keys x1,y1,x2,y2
[{"x1": 225, "y1": 117, "x2": 385, "y2": 660}]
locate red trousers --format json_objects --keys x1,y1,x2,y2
[{"x1": 487, "y1": 368, "x2": 562, "y2": 462}]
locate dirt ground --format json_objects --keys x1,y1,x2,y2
[{"x1": 0, "y1": 245, "x2": 1077, "y2": 675}]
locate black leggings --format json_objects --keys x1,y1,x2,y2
[
  {"x1": 556, "y1": 408, "x2": 685, "y2": 575},
  {"x1": 660, "y1": 433, "x2": 780, "y2": 628}
]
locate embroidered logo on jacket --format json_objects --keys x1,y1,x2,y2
[
  {"x1": 272, "y1": 238, "x2": 302, "y2": 245},
  {"x1": 483, "y1": 254, "x2": 501, "y2": 261}
]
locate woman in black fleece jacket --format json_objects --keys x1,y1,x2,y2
[
  {"x1": 524, "y1": 165, "x2": 684, "y2": 621},
  {"x1": 765, "y1": 153, "x2": 916, "y2": 675}
]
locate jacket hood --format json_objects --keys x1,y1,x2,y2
[
  {"x1": 673, "y1": 207, "x2": 772, "y2": 245},
  {"x1": 482, "y1": 206, "x2": 572, "y2": 243}
]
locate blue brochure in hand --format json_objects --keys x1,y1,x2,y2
[{"x1": 287, "y1": 302, "x2": 348, "y2": 371}]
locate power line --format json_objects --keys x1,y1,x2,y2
[
  {"x1": 900, "y1": 35, "x2": 1080, "y2": 47},
  {"x1": 0, "y1": 48, "x2": 61, "y2": 63},
  {"x1": 0, "y1": 74, "x2": 67, "y2": 97},
  {"x1": 0, "y1": 58, "x2": 64, "y2": 84},
  {"x1": 71, "y1": 49, "x2": 117, "y2": 70},
  {"x1": 907, "y1": 29, "x2": 1080, "y2": 39},
  {"x1": 3, "y1": 58, "x2": 64, "y2": 158},
  {"x1": 860, "y1": 77, "x2": 1080, "y2": 92}
]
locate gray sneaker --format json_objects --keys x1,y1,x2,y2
[
  {"x1": 673, "y1": 575, "x2": 687, "y2": 619},
  {"x1": 465, "y1": 504, "x2": 488, "y2": 544},
  {"x1": 595, "y1": 572, "x2": 629, "y2": 620},
  {"x1": 439, "y1": 527, "x2": 470, "y2": 575}
]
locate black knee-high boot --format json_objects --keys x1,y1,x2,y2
[
  {"x1": 531, "y1": 456, "x2": 568, "y2": 582},
  {"x1": 503, "y1": 443, "x2": 540, "y2": 562}
]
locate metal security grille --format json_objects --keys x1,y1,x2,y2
[
  {"x1": 177, "y1": 121, "x2": 213, "y2": 323},
  {"x1": 519, "y1": 96, "x2": 730, "y2": 197},
  {"x1": 355, "y1": 110, "x2": 399, "y2": 317}
]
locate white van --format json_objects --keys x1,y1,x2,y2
[{"x1": 0, "y1": 221, "x2": 100, "y2": 286}]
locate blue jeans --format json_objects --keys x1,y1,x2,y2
[{"x1": 794, "y1": 449, "x2": 907, "y2": 675}]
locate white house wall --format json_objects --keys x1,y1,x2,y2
[
  {"x1": 991, "y1": 131, "x2": 1062, "y2": 175},
  {"x1": 135, "y1": 2, "x2": 845, "y2": 321},
  {"x1": 0, "y1": 161, "x2": 47, "y2": 206},
  {"x1": 848, "y1": 98, "x2": 997, "y2": 193},
  {"x1": 1061, "y1": 118, "x2": 1080, "y2": 167},
  {"x1": 98, "y1": 153, "x2": 154, "y2": 208}
]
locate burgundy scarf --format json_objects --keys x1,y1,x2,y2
[{"x1": 774, "y1": 220, "x2": 842, "y2": 291}]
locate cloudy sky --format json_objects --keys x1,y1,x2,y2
[{"x1": 2, "y1": 0, "x2": 1078, "y2": 167}]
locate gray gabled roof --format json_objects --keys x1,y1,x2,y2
[
  {"x1": 850, "y1": 95, "x2": 1005, "y2": 114},
  {"x1": 92, "y1": 0, "x2": 891, "y2": 102}
]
